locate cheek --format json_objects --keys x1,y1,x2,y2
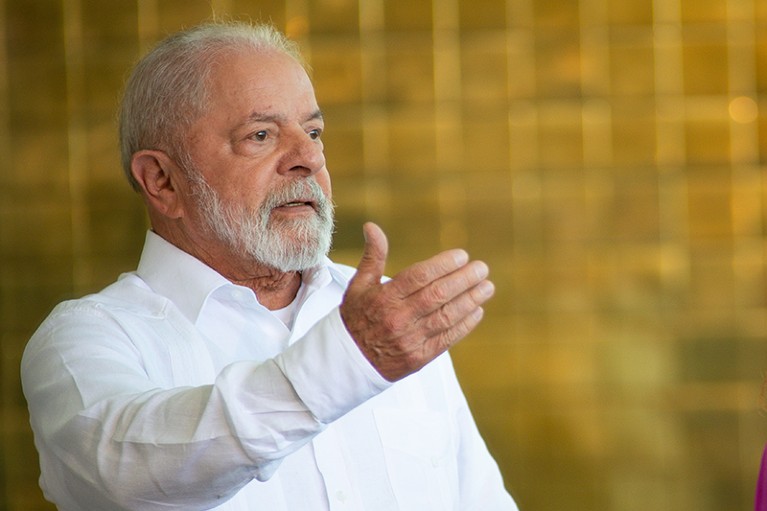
[
  {"x1": 317, "y1": 169, "x2": 332, "y2": 199},
  {"x1": 212, "y1": 183, "x2": 269, "y2": 214},
  {"x1": 223, "y1": 172, "x2": 272, "y2": 203}
]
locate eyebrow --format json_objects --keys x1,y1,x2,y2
[{"x1": 244, "y1": 108, "x2": 324, "y2": 125}]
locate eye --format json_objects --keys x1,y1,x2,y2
[
  {"x1": 251, "y1": 130, "x2": 268, "y2": 141},
  {"x1": 308, "y1": 128, "x2": 322, "y2": 140}
]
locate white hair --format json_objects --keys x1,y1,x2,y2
[{"x1": 187, "y1": 168, "x2": 335, "y2": 272}]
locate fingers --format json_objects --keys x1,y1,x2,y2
[
  {"x1": 339, "y1": 221, "x2": 495, "y2": 382},
  {"x1": 388, "y1": 248, "x2": 470, "y2": 299},
  {"x1": 417, "y1": 279, "x2": 495, "y2": 338},
  {"x1": 412, "y1": 259, "x2": 490, "y2": 311},
  {"x1": 383, "y1": 301, "x2": 488, "y2": 380},
  {"x1": 349, "y1": 222, "x2": 388, "y2": 288},
  {"x1": 386, "y1": 259, "x2": 491, "y2": 330},
  {"x1": 424, "y1": 304, "x2": 486, "y2": 355}
]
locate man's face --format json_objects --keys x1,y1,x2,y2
[{"x1": 180, "y1": 49, "x2": 334, "y2": 272}]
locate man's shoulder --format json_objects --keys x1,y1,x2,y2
[
  {"x1": 23, "y1": 273, "x2": 173, "y2": 362},
  {"x1": 47, "y1": 273, "x2": 169, "y2": 321}
]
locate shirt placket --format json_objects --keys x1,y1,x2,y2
[{"x1": 312, "y1": 424, "x2": 361, "y2": 510}]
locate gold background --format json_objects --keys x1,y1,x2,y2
[{"x1": 2, "y1": 0, "x2": 767, "y2": 509}]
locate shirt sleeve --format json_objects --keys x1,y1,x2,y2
[{"x1": 21, "y1": 301, "x2": 390, "y2": 511}]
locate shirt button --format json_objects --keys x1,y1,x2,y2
[{"x1": 335, "y1": 490, "x2": 347, "y2": 502}]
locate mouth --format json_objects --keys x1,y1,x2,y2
[
  {"x1": 277, "y1": 199, "x2": 315, "y2": 208},
  {"x1": 273, "y1": 199, "x2": 318, "y2": 213},
  {"x1": 268, "y1": 179, "x2": 328, "y2": 218},
  {"x1": 281, "y1": 200, "x2": 314, "y2": 207}
]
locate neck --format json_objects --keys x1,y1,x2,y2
[
  {"x1": 152, "y1": 222, "x2": 303, "y2": 310},
  {"x1": 229, "y1": 270, "x2": 302, "y2": 310}
]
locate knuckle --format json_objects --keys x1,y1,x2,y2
[
  {"x1": 437, "y1": 332, "x2": 454, "y2": 352},
  {"x1": 424, "y1": 283, "x2": 449, "y2": 305},
  {"x1": 427, "y1": 300, "x2": 460, "y2": 331},
  {"x1": 434, "y1": 305, "x2": 454, "y2": 330},
  {"x1": 403, "y1": 343, "x2": 430, "y2": 370},
  {"x1": 408, "y1": 265, "x2": 431, "y2": 288},
  {"x1": 427, "y1": 331, "x2": 453, "y2": 357},
  {"x1": 381, "y1": 313, "x2": 406, "y2": 335}
]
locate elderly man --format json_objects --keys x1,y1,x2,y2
[{"x1": 21, "y1": 21, "x2": 517, "y2": 510}]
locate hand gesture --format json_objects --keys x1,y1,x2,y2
[{"x1": 340, "y1": 222, "x2": 495, "y2": 382}]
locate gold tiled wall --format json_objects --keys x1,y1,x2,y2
[{"x1": 2, "y1": 0, "x2": 767, "y2": 509}]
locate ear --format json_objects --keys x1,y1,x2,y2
[{"x1": 130, "y1": 150, "x2": 186, "y2": 219}]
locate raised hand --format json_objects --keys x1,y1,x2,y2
[{"x1": 339, "y1": 222, "x2": 495, "y2": 382}]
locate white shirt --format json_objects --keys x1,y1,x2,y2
[{"x1": 21, "y1": 231, "x2": 517, "y2": 511}]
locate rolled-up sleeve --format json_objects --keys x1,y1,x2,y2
[{"x1": 21, "y1": 300, "x2": 390, "y2": 511}]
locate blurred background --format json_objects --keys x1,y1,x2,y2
[{"x1": 2, "y1": 0, "x2": 767, "y2": 509}]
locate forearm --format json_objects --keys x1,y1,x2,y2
[
  {"x1": 34, "y1": 360, "x2": 320, "y2": 509},
  {"x1": 23, "y1": 308, "x2": 389, "y2": 510}
]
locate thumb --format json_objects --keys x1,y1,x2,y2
[{"x1": 351, "y1": 222, "x2": 389, "y2": 288}]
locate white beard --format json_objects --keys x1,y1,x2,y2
[{"x1": 188, "y1": 171, "x2": 335, "y2": 273}]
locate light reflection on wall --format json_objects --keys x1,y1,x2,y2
[{"x1": 1, "y1": 1, "x2": 766, "y2": 510}]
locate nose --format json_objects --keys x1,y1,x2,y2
[{"x1": 279, "y1": 128, "x2": 326, "y2": 177}]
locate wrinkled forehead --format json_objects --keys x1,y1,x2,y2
[
  {"x1": 181, "y1": 47, "x2": 320, "y2": 145},
  {"x1": 204, "y1": 47, "x2": 315, "y2": 104}
]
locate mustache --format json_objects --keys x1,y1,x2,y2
[
  {"x1": 182, "y1": 156, "x2": 330, "y2": 214},
  {"x1": 261, "y1": 179, "x2": 333, "y2": 216}
]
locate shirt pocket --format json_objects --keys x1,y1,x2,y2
[{"x1": 373, "y1": 408, "x2": 457, "y2": 511}]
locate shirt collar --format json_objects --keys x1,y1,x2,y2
[
  {"x1": 135, "y1": 231, "x2": 340, "y2": 324},
  {"x1": 136, "y1": 231, "x2": 230, "y2": 323}
]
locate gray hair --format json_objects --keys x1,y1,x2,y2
[{"x1": 118, "y1": 21, "x2": 305, "y2": 191}]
